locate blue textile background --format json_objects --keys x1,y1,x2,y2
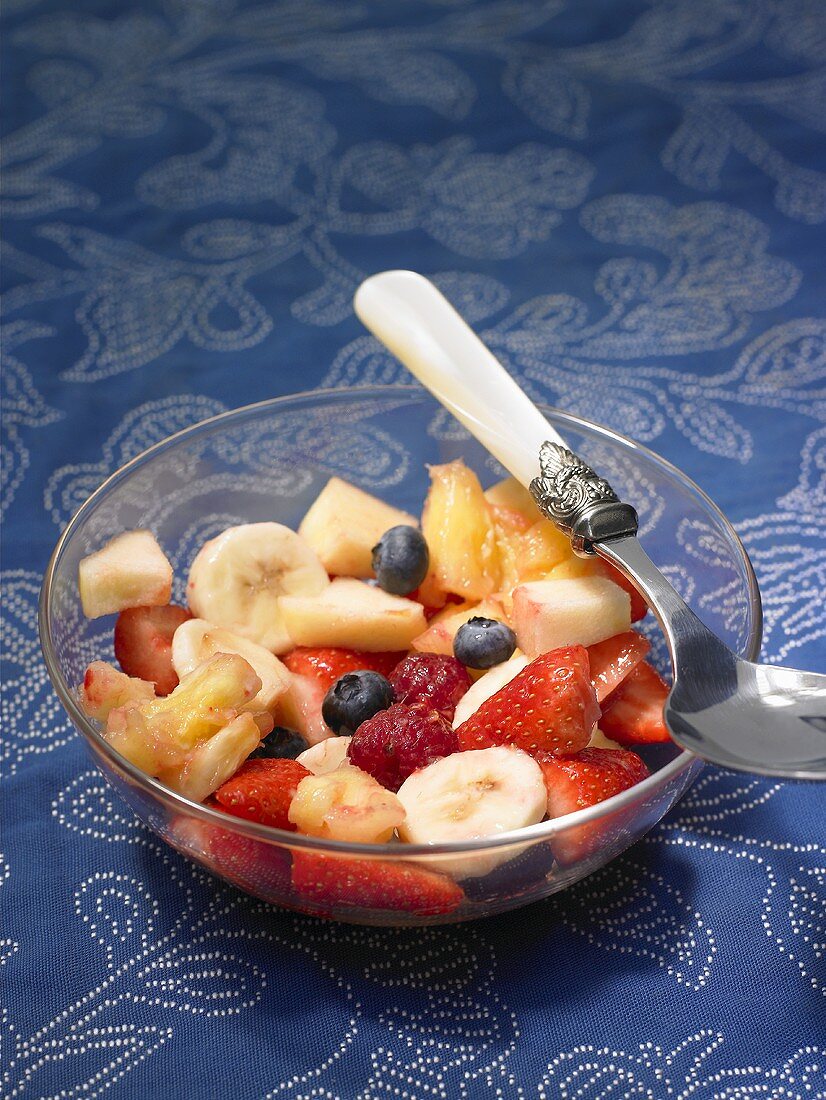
[{"x1": 2, "y1": 2, "x2": 824, "y2": 1097}]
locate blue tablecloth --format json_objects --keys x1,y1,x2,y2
[{"x1": 2, "y1": 2, "x2": 824, "y2": 1097}]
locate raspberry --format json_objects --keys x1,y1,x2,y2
[
  {"x1": 347, "y1": 703, "x2": 459, "y2": 791},
  {"x1": 389, "y1": 653, "x2": 471, "y2": 721}
]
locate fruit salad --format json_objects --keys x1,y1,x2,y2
[{"x1": 76, "y1": 459, "x2": 671, "y2": 916}]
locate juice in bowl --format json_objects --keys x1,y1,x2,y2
[{"x1": 41, "y1": 390, "x2": 761, "y2": 925}]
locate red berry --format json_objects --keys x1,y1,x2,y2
[
  {"x1": 389, "y1": 653, "x2": 471, "y2": 721},
  {"x1": 538, "y1": 746, "x2": 650, "y2": 863},
  {"x1": 540, "y1": 747, "x2": 649, "y2": 816},
  {"x1": 348, "y1": 703, "x2": 459, "y2": 791},
  {"x1": 283, "y1": 647, "x2": 405, "y2": 693},
  {"x1": 456, "y1": 645, "x2": 599, "y2": 757},
  {"x1": 113, "y1": 604, "x2": 191, "y2": 695},
  {"x1": 291, "y1": 851, "x2": 464, "y2": 916},
  {"x1": 213, "y1": 758, "x2": 310, "y2": 829},
  {"x1": 587, "y1": 630, "x2": 650, "y2": 702},
  {"x1": 202, "y1": 816, "x2": 293, "y2": 899},
  {"x1": 600, "y1": 661, "x2": 672, "y2": 744}
]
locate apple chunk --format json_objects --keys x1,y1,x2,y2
[
  {"x1": 79, "y1": 529, "x2": 173, "y2": 618},
  {"x1": 280, "y1": 578, "x2": 426, "y2": 651},
  {"x1": 298, "y1": 476, "x2": 417, "y2": 578},
  {"x1": 512, "y1": 576, "x2": 631, "y2": 658}
]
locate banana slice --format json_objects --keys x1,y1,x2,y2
[
  {"x1": 296, "y1": 736, "x2": 351, "y2": 775},
  {"x1": 186, "y1": 523, "x2": 328, "y2": 654},
  {"x1": 172, "y1": 618, "x2": 292, "y2": 714},
  {"x1": 397, "y1": 746, "x2": 547, "y2": 879}
]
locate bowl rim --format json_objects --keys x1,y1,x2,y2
[{"x1": 39, "y1": 384, "x2": 763, "y2": 859}]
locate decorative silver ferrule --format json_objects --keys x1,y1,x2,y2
[{"x1": 529, "y1": 441, "x2": 639, "y2": 554}]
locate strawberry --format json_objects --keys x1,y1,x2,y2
[
  {"x1": 456, "y1": 645, "x2": 599, "y2": 757},
  {"x1": 283, "y1": 647, "x2": 405, "y2": 693},
  {"x1": 600, "y1": 660, "x2": 671, "y2": 744},
  {"x1": 587, "y1": 631, "x2": 650, "y2": 702},
  {"x1": 213, "y1": 757, "x2": 310, "y2": 829},
  {"x1": 599, "y1": 562, "x2": 648, "y2": 622},
  {"x1": 113, "y1": 604, "x2": 191, "y2": 695},
  {"x1": 539, "y1": 746, "x2": 650, "y2": 863},
  {"x1": 205, "y1": 818, "x2": 293, "y2": 900},
  {"x1": 291, "y1": 851, "x2": 464, "y2": 916}
]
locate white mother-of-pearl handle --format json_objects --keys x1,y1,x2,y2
[{"x1": 353, "y1": 270, "x2": 567, "y2": 488}]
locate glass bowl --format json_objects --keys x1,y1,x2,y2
[{"x1": 40, "y1": 386, "x2": 762, "y2": 926}]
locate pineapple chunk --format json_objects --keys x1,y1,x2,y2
[
  {"x1": 489, "y1": 505, "x2": 531, "y2": 600},
  {"x1": 104, "y1": 652, "x2": 264, "y2": 775},
  {"x1": 512, "y1": 576, "x2": 631, "y2": 658},
  {"x1": 78, "y1": 529, "x2": 173, "y2": 618},
  {"x1": 288, "y1": 766, "x2": 405, "y2": 843},
  {"x1": 298, "y1": 476, "x2": 417, "y2": 578},
  {"x1": 412, "y1": 597, "x2": 508, "y2": 655},
  {"x1": 421, "y1": 460, "x2": 500, "y2": 602},
  {"x1": 546, "y1": 555, "x2": 604, "y2": 580},
  {"x1": 171, "y1": 619, "x2": 292, "y2": 714},
  {"x1": 159, "y1": 712, "x2": 261, "y2": 802},
  {"x1": 280, "y1": 577, "x2": 426, "y2": 651},
  {"x1": 143, "y1": 652, "x2": 262, "y2": 750},
  {"x1": 483, "y1": 476, "x2": 542, "y2": 521},
  {"x1": 79, "y1": 661, "x2": 155, "y2": 721},
  {"x1": 517, "y1": 520, "x2": 572, "y2": 582}
]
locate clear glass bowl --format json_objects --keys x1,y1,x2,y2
[{"x1": 40, "y1": 387, "x2": 762, "y2": 926}]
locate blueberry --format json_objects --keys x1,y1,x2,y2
[
  {"x1": 251, "y1": 726, "x2": 308, "y2": 760},
  {"x1": 453, "y1": 616, "x2": 517, "y2": 669},
  {"x1": 371, "y1": 525, "x2": 429, "y2": 596},
  {"x1": 322, "y1": 670, "x2": 394, "y2": 736}
]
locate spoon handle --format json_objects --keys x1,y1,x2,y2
[
  {"x1": 354, "y1": 270, "x2": 565, "y2": 488},
  {"x1": 354, "y1": 270, "x2": 637, "y2": 552}
]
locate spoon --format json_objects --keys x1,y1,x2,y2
[{"x1": 354, "y1": 270, "x2": 826, "y2": 780}]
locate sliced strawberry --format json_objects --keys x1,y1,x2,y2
[
  {"x1": 540, "y1": 747, "x2": 649, "y2": 815},
  {"x1": 205, "y1": 818, "x2": 293, "y2": 900},
  {"x1": 456, "y1": 645, "x2": 599, "y2": 757},
  {"x1": 291, "y1": 851, "x2": 464, "y2": 916},
  {"x1": 539, "y1": 746, "x2": 650, "y2": 863},
  {"x1": 587, "y1": 631, "x2": 650, "y2": 703},
  {"x1": 213, "y1": 757, "x2": 310, "y2": 829},
  {"x1": 283, "y1": 647, "x2": 406, "y2": 693},
  {"x1": 599, "y1": 562, "x2": 648, "y2": 622},
  {"x1": 600, "y1": 661, "x2": 672, "y2": 744},
  {"x1": 113, "y1": 604, "x2": 191, "y2": 695}
]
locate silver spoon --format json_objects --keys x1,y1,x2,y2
[{"x1": 354, "y1": 270, "x2": 826, "y2": 780}]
